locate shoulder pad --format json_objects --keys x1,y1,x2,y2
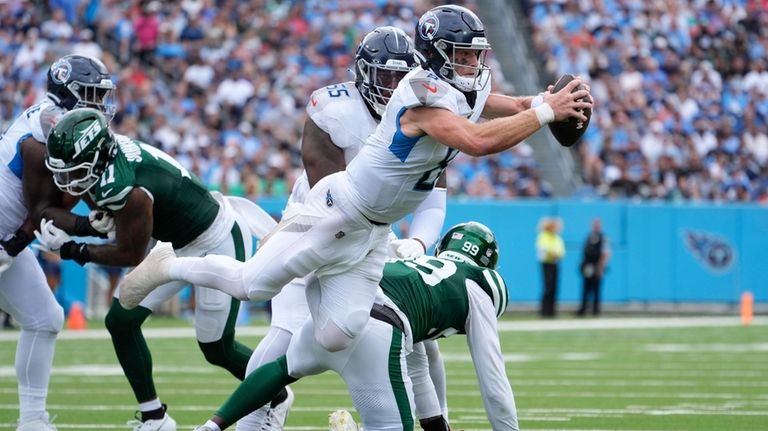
[
  {"x1": 404, "y1": 69, "x2": 458, "y2": 110},
  {"x1": 307, "y1": 82, "x2": 362, "y2": 136},
  {"x1": 39, "y1": 105, "x2": 66, "y2": 143}
]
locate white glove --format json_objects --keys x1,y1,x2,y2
[
  {"x1": 34, "y1": 219, "x2": 72, "y2": 252},
  {"x1": 0, "y1": 243, "x2": 12, "y2": 274},
  {"x1": 89, "y1": 210, "x2": 115, "y2": 234},
  {"x1": 390, "y1": 238, "x2": 426, "y2": 259}
]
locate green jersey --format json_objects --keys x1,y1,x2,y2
[
  {"x1": 89, "y1": 134, "x2": 219, "y2": 249},
  {"x1": 380, "y1": 256, "x2": 508, "y2": 342}
]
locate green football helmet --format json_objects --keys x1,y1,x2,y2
[
  {"x1": 46, "y1": 108, "x2": 115, "y2": 195},
  {"x1": 435, "y1": 221, "x2": 499, "y2": 269}
]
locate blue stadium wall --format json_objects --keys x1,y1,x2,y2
[{"x1": 56, "y1": 199, "x2": 767, "y2": 311}]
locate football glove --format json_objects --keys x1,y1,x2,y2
[
  {"x1": 34, "y1": 219, "x2": 72, "y2": 252},
  {"x1": 89, "y1": 210, "x2": 115, "y2": 234},
  {"x1": 390, "y1": 238, "x2": 426, "y2": 259}
]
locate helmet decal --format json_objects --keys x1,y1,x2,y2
[
  {"x1": 50, "y1": 58, "x2": 72, "y2": 85},
  {"x1": 73, "y1": 119, "x2": 104, "y2": 157},
  {"x1": 418, "y1": 12, "x2": 439, "y2": 41}
]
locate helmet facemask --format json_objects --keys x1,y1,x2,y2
[
  {"x1": 432, "y1": 38, "x2": 491, "y2": 92},
  {"x1": 46, "y1": 137, "x2": 111, "y2": 196},
  {"x1": 357, "y1": 58, "x2": 412, "y2": 115},
  {"x1": 69, "y1": 79, "x2": 117, "y2": 121}
]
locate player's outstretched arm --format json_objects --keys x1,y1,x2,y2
[
  {"x1": 401, "y1": 79, "x2": 591, "y2": 157},
  {"x1": 481, "y1": 93, "x2": 535, "y2": 119},
  {"x1": 301, "y1": 117, "x2": 345, "y2": 188},
  {"x1": 465, "y1": 283, "x2": 520, "y2": 431}
]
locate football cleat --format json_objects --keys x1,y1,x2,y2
[
  {"x1": 126, "y1": 413, "x2": 177, "y2": 431},
  {"x1": 328, "y1": 410, "x2": 359, "y2": 431},
  {"x1": 261, "y1": 386, "x2": 295, "y2": 431},
  {"x1": 119, "y1": 242, "x2": 176, "y2": 309},
  {"x1": 16, "y1": 413, "x2": 58, "y2": 431},
  {"x1": 193, "y1": 427, "x2": 216, "y2": 431}
]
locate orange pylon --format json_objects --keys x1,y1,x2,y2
[
  {"x1": 740, "y1": 291, "x2": 754, "y2": 326},
  {"x1": 66, "y1": 302, "x2": 87, "y2": 330}
]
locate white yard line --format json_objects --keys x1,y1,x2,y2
[{"x1": 0, "y1": 316, "x2": 764, "y2": 342}]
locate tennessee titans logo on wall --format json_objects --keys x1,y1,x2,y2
[
  {"x1": 418, "y1": 12, "x2": 439, "y2": 40},
  {"x1": 682, "y1": 230, "x2": 736, "y2": 272}
]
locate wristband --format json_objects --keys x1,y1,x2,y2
[
  {"x1": 531, "y1": 93, "x2": 544, "y2": 108},
  {"x1": 0, "y1": 229, "x2": 33, "y2": 257},
  {"x1": 534, "y1": 102, "x2": 555, "y2": 126},
  {"x1": 60, "y1": 241, "x2": 91, "y2": 266},
  {"x1": 74, "y1": 215, "x2": 106, "y2": 237}
]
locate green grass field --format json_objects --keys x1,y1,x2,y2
[{"x1": 1, "y1": 316, "x2": 767, "y2": 430}]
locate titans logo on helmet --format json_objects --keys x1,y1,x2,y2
[
  {"x1": 418, "y1": 12, "x2": 439, "y2": 40},
  {"x1": 50, "y1": 58, "x2": 72, "y2": 84},
  {"x1": 682, "y1": 230, "x2": 735, "y2": 272}
]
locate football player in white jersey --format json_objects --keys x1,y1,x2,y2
[
  {"x1": 191, "y1": 222, "x2": 517, "y2": 431},
  {"x1": 0, "y1": 54, "x2": 116, "y2": 431},
  {"x1": 236, "y1": 27, "x2": 450, "y2": 431},
  {"x1": 120, "y1": 1, "x2": 590, "y2": 395}
]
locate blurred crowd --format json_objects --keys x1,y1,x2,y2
[
  {"x1": 1, "y1": 0, "x2": 551, "y2": 201},
  {"x1": 526, "y1": 0, "x2": 768, "y2": 203}
]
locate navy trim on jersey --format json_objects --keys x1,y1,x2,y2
[
  {"x1": 7, "y1": 133, "x2": 32, "y2": 179},
  {"x1": 388, "y1": 107, "x2": 420, "y2": 162}
]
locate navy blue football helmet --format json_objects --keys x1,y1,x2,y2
[
  {"x1": 47, "y1": 54, "x2": 116, "y2": 120},
  {"x1": 354, "y1": 26, "x2": 419, "y2": 116},
  {"x1": 415, "y1": 5, "x2": 491, "y2": 92}
]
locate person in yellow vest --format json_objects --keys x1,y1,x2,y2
[{"x1": 536, "y1": 217, "x2": 565, "y2": 317}]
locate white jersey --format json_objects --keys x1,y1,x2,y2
[
  {"x1": 0, "y1": 98, "x2": 63, "y2": 236},
  {"x1": 289, "y1": 81, "x2": 378, "y2": 205},
  {"x1": 345, "y1": 67, "x2": 490, "y2": 224}
]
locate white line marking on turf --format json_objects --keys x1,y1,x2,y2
[{"x1": 0, "y1": 316, "x2": 764, "y2": 342}]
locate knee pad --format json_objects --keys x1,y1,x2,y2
[
  {"x1": 45, "y1": 303, "x2": 65, "y2": 334},
  {"x1": 314, "y1": 310, "x2": 368, "y2": 352},
  {"x1": 105, "y1": 299, "x2": 151, "y2": 334}
]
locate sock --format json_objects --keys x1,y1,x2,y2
[
  {"x1": 270, "y1": 388, "x2": 288, "y2": 408},
  {"x1": 169, "y1": 256, "x2": 248, "y2": 300},
  {"x1": 215, "y1": 356, "x2": 298, "y2": 429},
  {"x1": 141, "y1": 403, "x2": 166, "y2": 421},
  {"x1": 104, "y1": 300, "x2": 156, "y2": 402}
]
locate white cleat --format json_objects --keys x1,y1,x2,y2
[
  {"x1": 328, "y1": 410, "x2": 359, "y2": 431},
  {"x1": 127, "y1": 413, "x2": 177, "y2": 431},
  {"x1": 261, "y1": 386, "x2": 295, "y2": 431},
  {"x1": 193, "y1": 427, "x2": 216, "y2": 431},
  {"x1": 16, "y1": 413, "x2": 58, "y2": 431},
  {"x1": 119, "y1": 242, "x2": 176, "y2": 309}
]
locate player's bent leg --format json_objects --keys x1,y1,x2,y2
[
  {"x1": 195, "y1": 289, "x2": 252, "y2": 380},
  {"x1": 309, "y1": 238, "x2": 388, "y2": 352},
  {"x1": 119, "y1": 242, "x2": 177, "y2": 309}
]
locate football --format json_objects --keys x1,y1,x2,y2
[{"x1": 547, "y1": 73, "x2": 592, "y2": 147}]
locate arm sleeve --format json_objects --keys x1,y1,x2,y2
[
  {"x1": 409, "y1": 187, "x2": 446, "y2": 250},
  {"x1": 423, "y1": 339, "x2": 448, "y2": 418},
  {"x1": 466, "y1": 281, "x2": 519, "y2": 431},
  {"x1": 406, "y1": 342, "x2": 443, "y2": 420}
]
